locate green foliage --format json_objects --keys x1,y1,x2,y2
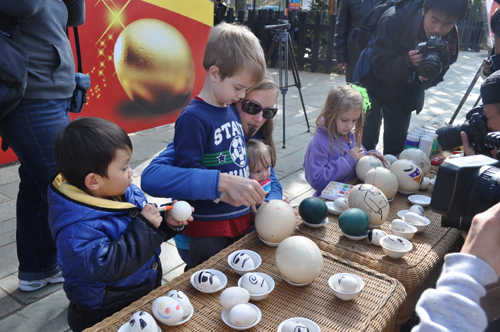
[
  {"x1": 307, "y1": 0, "x2": 330, "y2": 24},
  {"x1": 468, "y1": 0, "x2": 483, "y2": 22}
]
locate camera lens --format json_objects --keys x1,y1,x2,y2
[
  {"x1": 436, "y1": 122, "x2": 470, "y2": 151},
  {"x1": 464, "y1": 165, "x2": 500, "y2": 218},
  {"x1": 418, "y1": 53, "x2": 442, "y2": 79}
]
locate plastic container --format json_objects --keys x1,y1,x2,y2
[
  {"x1": 404, "y1": 134, "x2": 420, "y2": 150},
  {"x1": 418, "y1": 136, "x2": 434, "y2": 158}
]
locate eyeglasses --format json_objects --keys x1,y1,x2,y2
[{"x1": 240, "y1": 99, "x2": 278, "y2": 119}]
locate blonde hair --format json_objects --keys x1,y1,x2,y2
[
  {"x1": 316, "y1": 84, "x2": 364, "y2": 155},
  {"x1": 203, "y1": 22, "x2": 266, "y2": 85},
  {"x1": 247, "y1": 139, "x2": 275, "y2": 173}
]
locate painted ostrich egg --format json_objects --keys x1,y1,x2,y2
[
  {"x1": 129, "y1": 311, "x2": 159, "y2": 332},
  {"x1": 364, "y1": 167, "x2": 399, "y2": 200},
  {"x1": 152, "y1": 296, "x2": 184, "y2": 325},
  {"x1": 347, "y1": 184, "x2": 390, "y2": 226},
  {"x1": 255, "y1": 200, "x2": 297, "y2": 243},
  {"x1": 390, "y1": 159, "x2": 424, "y2": 193},
  {"x1": 275, "y1": 236, "x2": 323, "y2": 284},
  {"x1": 355, "y1": 155, "x2": 384, "y2": 182},
  {"x1": 399, "y1": 149, "x2": 431, "y2": 175}
]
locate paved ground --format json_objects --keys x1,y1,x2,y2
[{"x1": 0, "y1": 50, "x2": 486, "y2": 331}]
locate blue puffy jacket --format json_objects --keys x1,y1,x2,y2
[{"x1": 48, "y1": 173, "x2": 181, "y2": 331}]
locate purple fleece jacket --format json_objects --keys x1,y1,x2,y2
[{"x1": 304, "y1": 126, "x2": 374, "y2": 197}]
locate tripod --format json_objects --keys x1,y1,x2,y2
[
  {"x1": 448, "y1": 62, "x2": 484, "y2": 124},
  {"x1": 265, "y1": 22, "x2": 310, "y2": 148}
]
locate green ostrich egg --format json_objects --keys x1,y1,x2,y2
[
  {"x1": 338, "y1": 208, "x2": 370, "y2": 236},
  {"x1": 299, "y1": 197, "x2": 328, "y2": 224}
]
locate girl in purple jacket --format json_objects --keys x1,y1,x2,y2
[{"x1": 303, "y1": 85, "x2": 386, "y2": 196}]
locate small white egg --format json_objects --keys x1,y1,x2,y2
[
  {"x1": 334, "y1": 197, "x2": 348, "y2": 211},
  {"x1": 409, "y1": 205, "x2": 425, "y2": 216},
  {"x1": 195, "y1": 270, "x2": 221, "y2": 291},
  {"x1": 152, "y1": 296, "x2": 184, "y2": 325},
  {"x1": 391, "y1": 220, "x2": 413, "y2": 233},
  {"x1": 129, "y1": 311, "x2": 158, "y2": 332},
  {"x1": 404, "y1": 212, "x2": 426, "y2": 225},
  {"x1": 171, "y1": 200, "x2": 192, "y2": 221},
  {"x1": 231, "y1": 252, "x2": 255, "y2": 270},
  {"x1": 166, "y1": 290, "x2": 192, "y2": 317},
  {"x1": 380, "y1": 235, "x2": 409, "y2": 251},
  {"x1": 368, "y1": 229, "x2": 387, "y2": 246},
  {"x1": 420, "y1": 177, "x2": 431, "y2": 190},
  {"x1": 335, "y1": 275, "x2": 359, "y2": 293},
  {"x1": 241, "y1": 273, "x2": 268, "y2": 294},
  {"x1": 282, "y1": 320, "x2": 311, "y2": 332},
  {"x1": 220, "y1": 287, "x2": 250, "y2": 310},
  {"x1": 228, "y1": 303, "x2": 257, "y2": 327}
]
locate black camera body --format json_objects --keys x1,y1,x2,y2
[
  {"x1": 415, "y1": 36, "x2": 450, "y2": 79},
  {"x1": 431, "y1": 155, "x2": 500, "y2": 230},
  {"x1": 436, "y1": 106, "x2": 491, "y2": 156}
]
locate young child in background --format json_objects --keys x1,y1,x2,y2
[
  {"x1": 170, "y1": 22, "x2": 267, "y2": 268},
  {"x1": 303, "y1": 84, "x2": 386, "y2": 197},
  {"x1": 247, "y1": 138, "x2": 275, "y2": 196},
  {"x1": 47, "y1": 117, "x2": 192, "y2": 332}
]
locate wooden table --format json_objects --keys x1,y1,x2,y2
[
  {"x1": 85, "y1": 232, "x2": 406, "y2": 332},
  {"x1": 295, "y1": 165, "x2": 462, "y2": 325}
]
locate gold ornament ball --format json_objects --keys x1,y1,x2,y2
[{"x1": 114, "y1": 19, "x2": 195, "y2": 113}]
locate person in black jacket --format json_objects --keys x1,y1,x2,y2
[
  {"x1": 214, "y1": 0, "x2": 227, "y2": 26},
  {"x1": 333, "y1": 0, "x2": 383, "y2": 82},
  {"x1": 361, "y1": 0, "x2": 468, "y2": 155}
]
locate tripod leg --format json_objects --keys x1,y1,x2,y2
[
  {"x1": 287, "y1": 33, "x2": 310, "y2": 131},
  {"x1": 448, "y1": 63, "x2": 483, "y2": 124},
  {"x1": 265, "y1": 32, "x2": 279, "y2": 64}
]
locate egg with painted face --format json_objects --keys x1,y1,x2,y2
[
  {"x1": 231, "y1": 252, "x2": 255, "y2": 270},
  {"x1": 390, "y1": 159, "x2": 423, "y2": 193},
  {"x1": 152, "y1": 296, "x2": 184, "y2": 325},
  {"x1": 240, "y1": 273, "x2": 269, "y2": 294},
  {"x1": 380, "y1": 235, "x2": 410, "y2": 251},
  {"x1": 129, "y1": 311, "x2": 159, "y2": 332},
  {"x1": 367, "y1": 229, "x2": 387, "y2": 246},
  {"x1": 194, "y1": 270, "x2": 221, "y2": 291},
  {"x1": 348, "y1": 184, "x2": 390, "y2": 226},
  {"x1": 282, "y1": 320, "x2": 311, "y2": 332},
  {"x1": 335, "y1": 275, "x2": 359, "y2": 293},
  {"x1": 409, "y1": 205, "x2": 425, "y2": 216},
  {"x1": 166, "y1": 290, "x2": 192, "y2": 317},
  {"x1": 334, "y1": 197, "x2": 348, "y2": 211}
]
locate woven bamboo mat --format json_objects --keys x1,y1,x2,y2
[
  {"x1": 85, "y1": 232, "x2": 406, "y2": 332},
  {"x1": 294, "y1": 166, "x2": 462, "y2": 324}
]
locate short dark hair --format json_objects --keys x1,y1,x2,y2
[
  {"x1": 53, "y1": 117, "x2": 133, "y2": 190},
  {"x1": 423, "y1": 0, "x2": 469, "y2": 21}
]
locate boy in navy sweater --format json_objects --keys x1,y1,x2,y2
[{"x1": 170, "y1": 22, "x2": 267, "y2": 267}]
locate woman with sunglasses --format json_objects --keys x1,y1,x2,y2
[{"x1": 141, "y1": 73, "x2": 282, "y2": 269}]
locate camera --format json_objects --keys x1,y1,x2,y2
[
  {"x1": 436, "y1": 106, "x2": 492, "y2": 156},
  {"x1": 430, "y1": 155, "x2": 500, "y2": 230},
  {"x1": 415, "y1": 36, "x2": 450, "y2": 79}
]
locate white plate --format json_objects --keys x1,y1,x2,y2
[
  {"x1": 397, "y1": 210, "x2": 409, "y2": 219},
  {"x1": 398, "y1": 189, "x2": 418, "y2": 195},
  {"x1": 301, "y1": 216, "x2": 328, "y2": 228},
  {"x1": 325, "y1": 201, "x2": 344, "y2": 215},
  {"x1": 118, "y1": 322, "x2": 161, "y2": 332},
  {"x1": 277, "y1": 317, "x2": 321, "y2": 332},
  {"x1": 281, "y1": 274, "x2": 311, "y2": 287},
  {"x1": 341, "y1": 229, "x2": 369, "y2": 241},
  {"x1": 430, "y1": 177, "x2": 436, "y2": 185},
  {"x1": 258, "y1": 235, "x2": 280, "y2": 247},
  {"x1": 190, "y1": 269, "x2": 227, "y2": 293},
  {"x1": 164, "y1": 307, "x2": 194, "y2": 326},
  {"x1": 408, "y1": 195, "x2": 431, "y2": 207},
  {"x1": 221, "y1": 303, "x2": 262, "y2": 330}
]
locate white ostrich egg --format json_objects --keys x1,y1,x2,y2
[
  {"x1": 152, "y1": 296, "x2": 184, "y2": 325},
  {"x1": 364, "y1": 167, "x2": 399, "y2": 200},
  {"x1": 255, "y1": 200, "x2": 297, "y2": 243},
  {"x1": 275, "y1": 236, "x2": 323, "y2": 284},
  {"x1": 171, "y1": 200, "x2": 192, "y2": 221},
  {"x1": 166, "y1": 290, "x2": 192, "y2": 317},
  {"x1": 399, "y1": 149, "x2": 431, "y2": 175},
  {"x1": 347, "y1": 184, "x2": 390, "y2": 226},
  {"x1": 390, "y1": 159, "x2": 424, "y2": 193},
  {"x1": 355, "y1": 155, "x2": 384, "y2": 182}
]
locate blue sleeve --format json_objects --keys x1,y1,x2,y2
[
  {"x1": 266, "y1": 167, "x2": 282, "y2": 201},
  {"x1": 141, "y1": 141, "x2": 220, "y2": 200},
  {"x1": 173, "y1": 113, "x2": 207, "y2": 169}
]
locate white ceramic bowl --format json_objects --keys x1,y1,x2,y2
[
  {"x1": 390, "y1": 220, "x2": 418, "y2": 240},
  {"x1": 408, "y1": 194, "x2": 431, "y2": 207},
  {"x1": 281, "y1": 274, "x2": 311, "y2": 287},
  {"x1": 221, "y1": 303, "x2": 262, "y2": 330},
  {"x1": 164, "y1": 307, "x2": 194, "y2": 326},
  {"x1": 190, "y1": 269, "x2": 227, "y2": 293},
  {"x1": 237, "y1": 272, "x2": 275, "y2": 301},
  {"x1": 398, "y1": 189, "x2": 418, "y2": 195},
  {"x1": 341, "y1": 229, "x2": 369, "y2": 241},
  {"x1": 328, "y1": 273, "x2": 365, "y2": 301},
  {"x1": 277, "y1": 317, "x2": 321, "y2": 332},
  {"x1": 118, "y1": 321, "x2": 161, "y2": 332},
  {"x1": 227, "y1": 250, "x2": 262, "y2": 275},
  {"x1": 380, "y1": 236, "x2": 413, "y2": 259},
  {"x1": 397, "y1": 210, "x2": 409, "y2": 219},
  {"x1": 325, "y1": 201, "x2": 343, "y2": 215},
  {"x1": 258, "y1": 235, "x2": 280, "y2": 247},
  {"x1": 301, "y1": 216, "x2": 328, "y2": 228},
  {"x1": 403, "y1": 215, "x2": 431, "y2": 233}
]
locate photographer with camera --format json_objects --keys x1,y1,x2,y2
[
  {"x1": 412, "y1": 202, "x2": 500, "y2": 332},
  {"x1": 360, "y1": 0, "x2": 468, "y2": 156}
]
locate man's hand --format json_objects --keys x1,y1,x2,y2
[
  {"x1": 141, "y1": 204, "x2": 163, "y2": 228},
  {"x1": 461, "y1": 202, "x2": 500, "y2": 276},
  {"x1": 219, "y1": 173, "x2": 266, "y2": 207},
  {"x1": 338, "y1": 62, "x2": 347, "y2": 71},
  {"x1": 408, "y1": 50, "x2": 423, "y2": 67},
  {"x1": 460, "y1": 131, "x2": 476, "y2": 156}
]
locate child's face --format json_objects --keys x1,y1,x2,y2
[
  {"x1": 93, "y1": 148, "x2": 133, "y2": 199},
  {"x1": 213, "y1": 69, "x2": 255, "y2": 107},
  {"x1": 336, "y1": 108, "x2": 362, "y2": 137},
  {"x1": 250, "y1": 157, "x2": 271, "y2": 185}
]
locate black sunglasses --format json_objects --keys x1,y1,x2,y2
[{"x1": 240, "y1": 99, "x2": 278, "y2": 119}]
